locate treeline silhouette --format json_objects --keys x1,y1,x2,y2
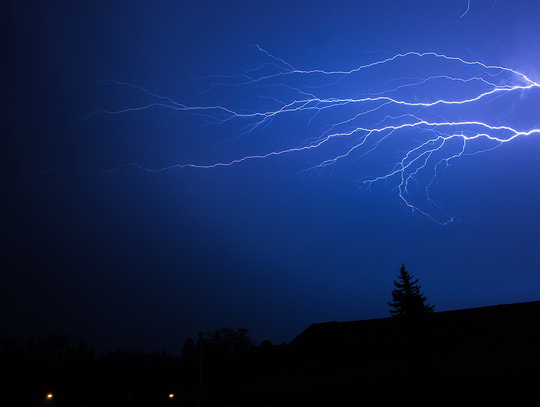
[
  {"x1": 0, "y1": 329, "x2": 275, "y2": 407},
  {"x1": 2, "y1": 264, "x2": 436, "y2": 406},
  {"x1": 4, "y1": 266, "x2": 539, "y2": 405}
]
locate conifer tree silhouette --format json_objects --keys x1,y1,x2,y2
[{"x1": 388, "y1": 263, "x2": 434, "y2": 318}]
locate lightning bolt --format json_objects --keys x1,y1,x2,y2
[
  {"x1": 461, "y1": 0, "x2": 471, "y2": 17},
  {"x1": 88, "y1": 47, "x2": 540, "y2": 224}
]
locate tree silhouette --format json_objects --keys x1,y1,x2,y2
[
  {"x1": 207, "y1": 327, "x2": 255, "y2": 358},
  {"x1": 388, "y1": 263, "x2": 434, "y2": 319}
]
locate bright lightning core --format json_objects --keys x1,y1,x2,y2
[{"x1": 91, "y1": 47, "x2": 540, "y2": 224}]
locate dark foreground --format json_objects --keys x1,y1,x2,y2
[{"x1": 3, "y1": 301, "x2": 540, "y2": 406}]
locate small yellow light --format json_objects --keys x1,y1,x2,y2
[
  {"x1": 46, "y1": 393, "x2": 53, "y2": 400},
  {"x1": 169, "y1": 393, "x2": 174, "y2": 399}
]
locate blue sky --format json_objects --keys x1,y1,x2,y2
[{"x1": 3, "y1": 0, "x2": 540, "y2": 352}]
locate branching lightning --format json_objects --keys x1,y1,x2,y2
[{"x1": 89, "y1": 47, "x2": 540, "y2": 224}]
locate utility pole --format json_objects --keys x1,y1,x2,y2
[{"x1": 198, "y1": 332, "x2": 204, "y2": 407}]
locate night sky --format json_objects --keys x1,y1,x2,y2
[{"x1": 3, "y1": 0, "x2": 540, "y2": 354}]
